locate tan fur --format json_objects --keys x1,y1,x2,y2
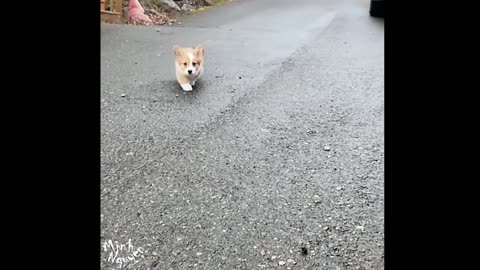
[{"x1": 174, "y1": 44, "x2": 204, "y2": 91}]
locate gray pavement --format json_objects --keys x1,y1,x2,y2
[{"x1": 101, "y1": 0, "x2": 384, "y2": 269}]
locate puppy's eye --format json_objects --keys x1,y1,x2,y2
[
  {"x1": 192, "y1": 62, "x2": 197, "y2": 66},
  {"x1": 183, "y1": 63, "x2": 187, "y2": 66}
]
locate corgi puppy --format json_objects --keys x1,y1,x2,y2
[{"x1": 173, "y1": 44, "x2": 204, "y2": 91}]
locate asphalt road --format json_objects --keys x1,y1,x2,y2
[{"x1": 101, "y1": 0, "x2": 384, "y2": 269}]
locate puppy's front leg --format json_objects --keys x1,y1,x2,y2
[
  {"x1": 177, "y1": 74, "x2": 193, "y2": 91},
  {"x1": 181, "y1": 83, "x2": 193, "y2": 91}
]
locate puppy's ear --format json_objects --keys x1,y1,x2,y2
[
  {"x1": 173, "y1": 45, "x2": 182, "y2": 56},
  {"x1": 194, "y1": 44, "x2": 204, "y2": 58}
]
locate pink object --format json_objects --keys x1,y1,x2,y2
[{"x1": 128, "y1": 0, "x2": 152, "y2": 23}]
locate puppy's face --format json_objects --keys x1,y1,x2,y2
[{"x1": 174, "y1": 44, "x2": 204, "y2": 76}]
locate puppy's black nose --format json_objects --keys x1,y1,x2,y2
[{"x1": 188, "y1": 70, "x2": 193, "y2": 74}]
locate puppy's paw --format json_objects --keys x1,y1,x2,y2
[
  {"x1": 181, "y1": 83, "x2": 193, "y2": 91},
  {"x1": 191, "y1": 80, "x2": 196, "y2": 86}
]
